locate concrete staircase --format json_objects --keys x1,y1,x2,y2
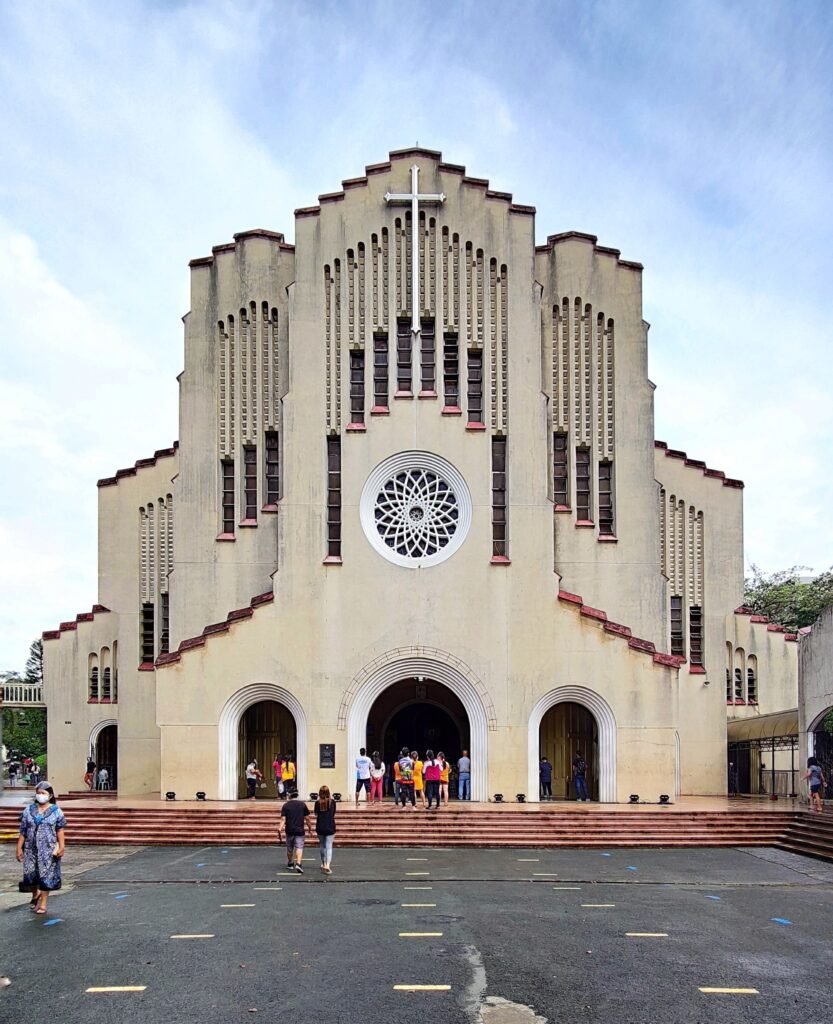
[
  {"x1": 775, "y1": 810, "x2": 833, "y2": 862},
  {"x1": 0, "y1": 804, "x2": 801, "y2": 849}
]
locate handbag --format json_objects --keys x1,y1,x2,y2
[{"x1": 277, "y1": 781, "x2": 285, "y2": 795}]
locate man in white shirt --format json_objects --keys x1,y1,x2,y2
[
  {"x1": 355, "y1": 746, "x2": 372, "y2": 805},
  {"x1": 245, "y1": 759, "x2": 260, "y2": 800}
]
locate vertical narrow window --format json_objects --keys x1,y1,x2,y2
[
  {"x1": 747, "y1": 660, "x2": 757, "y2": 703},
  {"x1": 598, "y1": 460, "x2": 614, "y2": 535},
  {"x1": 670, "y1": 596, "x2": 685, "y2": 657},
  {"x1": 734, "y1": 667, "x2": 744, "y2": 701},
  {"x1": 102, "y1": 667, "x2": 112, "y2": 701},
  {"x1": 373, "y1": 333, "x2": 389, "y2": 410},
  {"x1": 553, "y1": 432, "x2": 569, "y2": 507},
  {"x1": 265, "y1": 431, "x2": 280, "y2": 506},
  {"x1": 160, "y1": 592, "x2": 170, "y2": 655},
  {"x1": 326, "y1": 436, "x2": 342, "y2": 560},
  {"x1": 349, "y1": 350, "x2": 365, "y2": 425},
  {"x1": 467, "y1": 349, "x2": 483, "y2": 425},
  {"x1": 243, "y1": 446, "x2": 257, "y2": 521},
  {"x1": 726, "y1": 668, "x2": 732, "y2": 702},
  {"x1": 221, "y1": 459, "x2": 235, "y2": 535},
  {"x1": 420, "y1": 318, "x2": 436, "y2": 393},
  {"x1": 575, "y1": 447, "x2": 591, "y2": 521},
  {"x1": 443, "y1": 333, "x2": 459, "y2": 409},
  {"x1": 89, "y1": 664, "x2": 99, "y2": 701},
  {"x1": 112, "y1": 640, "x2": 118, "y2": 702},
  {"x1": 689, "y1": 605, "x2": 703, "y2": 667},
  {"x1": 491, "y1": 436, "x2": 508, "y2": 559},
  {"x1": 140, "y1": 602, "x2": 155, "y2": 664},
  {"x1": 396, "y1": 318, "x2": 412, "y2": 393}
]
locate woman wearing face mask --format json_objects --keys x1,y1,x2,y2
[{"x1": 16, "y1": 781, "x2": 65, "y2": 915}]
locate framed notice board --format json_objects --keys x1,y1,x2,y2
[{"x1": 319, "y1": 743, "x2": 336, "y2": 769}]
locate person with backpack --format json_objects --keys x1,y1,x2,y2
[
  {"x1": 369, "y1": 752, "x2": 386, "y2": 805},
  {"x1": 804, "y1": 756, "x2": 826, "y2": 813},
  {"x1": 397, "y1": 747, "x2": 416, "y2": 809},
  {"x1": 314, "y1": 785, "x2": 337, "y2": 873},
  {"x1": 572, "y1": 751, "x2": 589, "y2": 801}
]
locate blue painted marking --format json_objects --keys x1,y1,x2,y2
[
  {"x1": 196, "y1": 863, "x2": 206, "y2": 867},
  {"x1": 704, "y1": 895, "x2": 721, "y2": 901},
  {"x1": 221, "y1": 849, "x2": 229, "y2": 854},
  {"x1": 114, "y1": 894, "x2": 128, "y2": 900},
  {"x1": 627, "y1": 866, "x2": 638, "y2": 871},
  {"x1": 771, "y1": 917, "x2": 792, "y2": 926},
  {"x1": 43, "y1": 918, "x2": 63, "y2": 926}
]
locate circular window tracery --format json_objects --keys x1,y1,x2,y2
[{"x1": 360, "y1": 453, "x2": 472, "y2": 568}]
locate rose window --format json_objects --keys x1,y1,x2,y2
[{"x1": 360, "y1": 452, "x2": 472, "y2": 568}]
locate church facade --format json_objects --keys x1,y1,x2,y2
[{"x1": 42, "y1": 147, "x2": 798, "y2": 801}]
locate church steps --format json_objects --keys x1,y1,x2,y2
[{"x1": 774, "y1": 813, "x2": 833, "y2": 862}]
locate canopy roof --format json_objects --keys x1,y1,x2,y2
[{"x1": 727, "y1": 709, "x2": 798, "y2": 744}]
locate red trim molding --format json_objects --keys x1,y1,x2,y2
[
  {"x1": 98, "y1": 442, "x2": 179, "y2": 488},
  {"x1": 42, "y1": 604, "x2": 111, "y2": 641},
  {"x1": 655, "y1": 440, "x2": 744, "y2": 489},
  {"x1": 155, "y1": 590, "x2": 275, "y2": 668},
  {"x1": 442, "y1": 406, "x2": 462, "y2": 416}
]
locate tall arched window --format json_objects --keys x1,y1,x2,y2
[
  {"x1": 100, "y1": 646, "x2": 111, "y2": 701},
  {"x1": 747, "y1": 655, "x2": 758, "y2": 705},
  {"x1": 88, "y1": 653, "x2": 99, "y2": 701}
]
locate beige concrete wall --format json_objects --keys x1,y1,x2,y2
[
  {"x1": 727, "y1": 612, "x2": 798, "y2": 717},
  {"x1": 798, "y1": 606, "x2": 833, "y2": 765}
]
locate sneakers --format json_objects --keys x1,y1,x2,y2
[
  {"x1": 295, "y1": 863, "x2": 303, "y2": 874},
  {"x1": 287, "y1": 863, "x2": 295, "y2": 871}
]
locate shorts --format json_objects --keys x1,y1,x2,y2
[
  {"x1": 810, "y1": 784, "x2": 822, "y2": 794},
  {"x1": 285, "y1": 834, "x2": 305, "y2": 854},
  {"x1": 355, "y1": 777, "x2": 371, "y2": 793}
]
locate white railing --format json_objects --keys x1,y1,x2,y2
[{"x1": 1, "y1": 682, "x2": 45, "y2": 707}]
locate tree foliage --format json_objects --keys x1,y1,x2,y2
[
  {"x1": 2, "y1": 639, "x2": 47, "y2": 761},
  {"x1": 743, "y1": 565, "x2": 833, "y2": 632}
]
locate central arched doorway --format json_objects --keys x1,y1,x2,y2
[
  {"x1": 538, "y1": 701, "x2": 598, "y2": 800},
  {"x1": 366, "y1": 678, "x2": 470, "y2": 794},
  {"x1": 237, "y1": 700, "x2": 297, "y2": 799},
  {"x1": 90, "y1": 719, "x2": 117, "y2": 790}
]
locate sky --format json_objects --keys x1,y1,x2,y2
[{"x1": 1, "y1": 0, "x2": 831, "y2": 670}]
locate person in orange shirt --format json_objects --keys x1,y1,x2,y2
[
  {"x1": 438, "y1": 752, "x2": 450, "y2": 806},
  {"x1": 411, "y1": 750, "x2": 426, "y2": 809},
  {"x1": 393, "y1": 758, "x2": 401, "y2": 805}
]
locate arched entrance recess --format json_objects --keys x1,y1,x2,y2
[
  {"x1": 219, "y1": 684, "x2": 307, "y2": 801},
  {"x1": 808, "y1": 706, "x2": 833, "y2": 800},
  {"x1": 528, "y1": 687, "x2": 617, "y2": 803},
  {"x1": 344, "y1": 653, "x2": 492, "y2": 801},
  {"x1": 89, "y1": 719, "x2": 117, "y2": 789},
  {"x1": 538, "y1": 701, "x2": 599, "y2": 800},
  {"x1": 237, "y1": 700, "x2": 297, "y2": 799}
]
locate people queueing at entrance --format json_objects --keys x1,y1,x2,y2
[
  {"x1": 411, "y1": 750, "x2": 426, "y2": 808},
  {"x1": 539, "y1": 756, "x2": 553, "y2": 800},
  {"x1": 424, "y1": 750, "x2": 442, "y2": 809},
  {"x1": 804, "y1": 757, "x2": 826, "y2": 813},
  {"x1": 397, "y1": 748, "x2": 416, "y2": 809},
  {"x1": 369, "y1": 752, "x2": 386, "y2": 804},
  {"x1": 16, "y1": 781, "x2": 65, "y2": 916},
  {"x1": 572, "y1": 751, "x2": 588, "y2": 802},
  {"x1": 282, "y1": 755, "x2": 296, "y2": 795},
  {"x1": 438, "y1": 752, "x2": 450, "y2": 805},
  {"x1": 272, "y1": 753, "x2": 284, "y2": 798},
  {"x1": 245, "y1": 759, "x2": 262, "y2": 800},
  {"x1": 355, "y1": 747, "x2": 373, "y2": 805},
  {"x1": 314, "y1": 785, "x2": 337, "y2": 873},
  {"x1": 457, "y1": 750, "x2": 471, "y2": 800},
  {"x1": 278, "y1": 790, "x2": 313, "y2": 872}
]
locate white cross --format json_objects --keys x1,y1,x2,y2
[{"x1": 384, "y1": 164, "x2": 445, "y2": 334}]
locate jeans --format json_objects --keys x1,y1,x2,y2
[
  {"x1": 540, "y1": 780, "x2": 552, "y2": 799},
  {"x1": 246, "y1": 778, "x2": 257, "y2": 798},
  {"x1": 399, "y1": 783, "x2": 415, "y2": 807},
  {"x1": 458, "y1": 773, "x2": 470, "y2": 800},
  {"x1": 318, "y1": 833, "x2": 334, "y2": 865},
  {"x1": 575, "y1": 776, "x2": 588, "y2": 801},
  {"x1": 426, "y1": 780, "x2": 441, "y2": 808}
]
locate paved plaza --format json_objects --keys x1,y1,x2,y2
[{"x1": 1, "y1": 842, "x2": 832, "y2": 1023}]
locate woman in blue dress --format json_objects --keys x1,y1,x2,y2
[{"x1": 16, "y1": 781, "x2": 66, "y2": 915}]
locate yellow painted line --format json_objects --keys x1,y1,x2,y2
[
  {"x1": 403, "y1": 886, "x2": 433, "y2": 890},
  {"x1": 407, "y1": 857, "x2": 428, "y2": 861},
  {"x1": 393, "y1": 984, "x2": 451, "y2": 992},
  {"x1": 253, "y1": 887, "x2": 282, "y2": 891},
  {"x1": 220, "y1": 903, "x2": 256, "y2": 908},
  {"x1": 699, "y1": 988, "x2": 759, "y2": 995},
  {"x1": 553, "y1": 886, "x2": 582, "y2": 890},
  {"x1": 582, "y1": 904, "x2": 616, "y2": 908},
  {"x1": 171, "y1": 934, "x2": 215, "y2": 939},
  {"x1": 626, "y1": 932, "x2": 669, "y2": 938},
  {"x1": 86, "y1": 987, "x2": 147, "y2": 993},
  {"x1": 517, "y1": 858, "x2": 539, "y2": 862},
  {"x1": 406, "y1": 872, "x2": 430, "y2": 876},
  {"x1": 401, "y1": 903, "x2": 437, "y2": 907},
  {"x1": 399, "y1": 932, "x2": 443, "y2": 937}
]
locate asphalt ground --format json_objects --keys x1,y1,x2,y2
[{"x1": 1, "y1": 844, "x2": 832, "y2": 1023}]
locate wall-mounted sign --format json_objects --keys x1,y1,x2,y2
[{"x1": 319, "y1": 743, "x2": 336, "y2": 769}]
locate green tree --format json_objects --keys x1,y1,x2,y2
[
  {"x1": 2, "y1": 639, "x2": 48, "y2": 762},
  {"x1": 25, "y1": 638, "x2": 43, "y2": 685},
  {"x1": 743, "y1": 565, "x2": 833, "y2": 632}
]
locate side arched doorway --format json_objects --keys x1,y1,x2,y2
[
  {"x1": 810, "y1": 706, "x2": 833, "y2": 800},
  {"x1": 237, "y1": 700, "x2": 297, "y2": 799},
  {"x1": 90, "y1": 720, "x2": 117, "y2": 790},
  {"x1": 538, "y1": 701, "x2": 598, "y2": 800},
  {"x1": 366, "y1": 678, "x2": 470, "y2": 795}
]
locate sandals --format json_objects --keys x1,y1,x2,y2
[{"x1": 35, "y1": 907, "x2": 46, "y2": 915}]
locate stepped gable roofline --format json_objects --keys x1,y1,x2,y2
[
  {"x1": 733, "y1": 606, "x2": 800, "y2": 644},
  {"x1": 97, "y1": 441, "x2": 179, "y2": 488},
  {"x1": 156, "y1": 590, "x2": 275, "y2": 667},
  {"x1": 189, "y1": 229, "x2": 294, "y2": 267},
  {"x1": 557, "y1": 590, "x2": 685, "y2": 671},
  {"x1": 292, "y1": 146, "x2": 536, "y2": 219},
  {"x1": 655, "y1": 440, "x2": 744, "y2": 489},
  {"x1": 43, "y1": 604, "x2": 111, "y2": 641},
  {"x1": 536, "y1": 230, "x2": 643, "y2": 270}
]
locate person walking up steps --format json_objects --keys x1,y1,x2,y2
[
  {"x1": 369, "y1": 752, "x2": 385, "y2": 805},
  {"x1": 398, "y1": 748, "x2": 416, "y2": 809},
  {"x1": 314, "y1": 785, "x2": 337, "y2": 873},
  {"x1": 572, "y1": 751, "x2": 589, "y2": 802},
  {"x1": 278, "y1": 790, "x2": 313, "y2": 872},
  {"x1": 804, "y1": 757, "x2": 826, "y2": 813},
  {"x1": 424, "y1": 750, "x2": 441, "y2": 810},
  {"x1": 355, "y1": 747, "x2": 372, "y2": 806}
]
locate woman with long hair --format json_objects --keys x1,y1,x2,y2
[
  {"x1": 424, "y1": 749, "x2": 441, "y2": 810},
  {"x1": 438, "y1": 751, "x2": 450, "y2": 806},
  {"x1": 16, "y1": 781, "x2": 65, "y2": 915},
  {"x1": 804, "y1": 756, "x2": 826, "y2": 813},
  {"x1": 369, "y1": 751, "x2": 386, "y2": 805},
  {"x1": 314, "y1": 785, "x2": 337, "y2": 873}
]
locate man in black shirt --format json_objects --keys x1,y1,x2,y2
[{"x1": 278, "y1": 791, "x2": 313, "y2": 873}]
